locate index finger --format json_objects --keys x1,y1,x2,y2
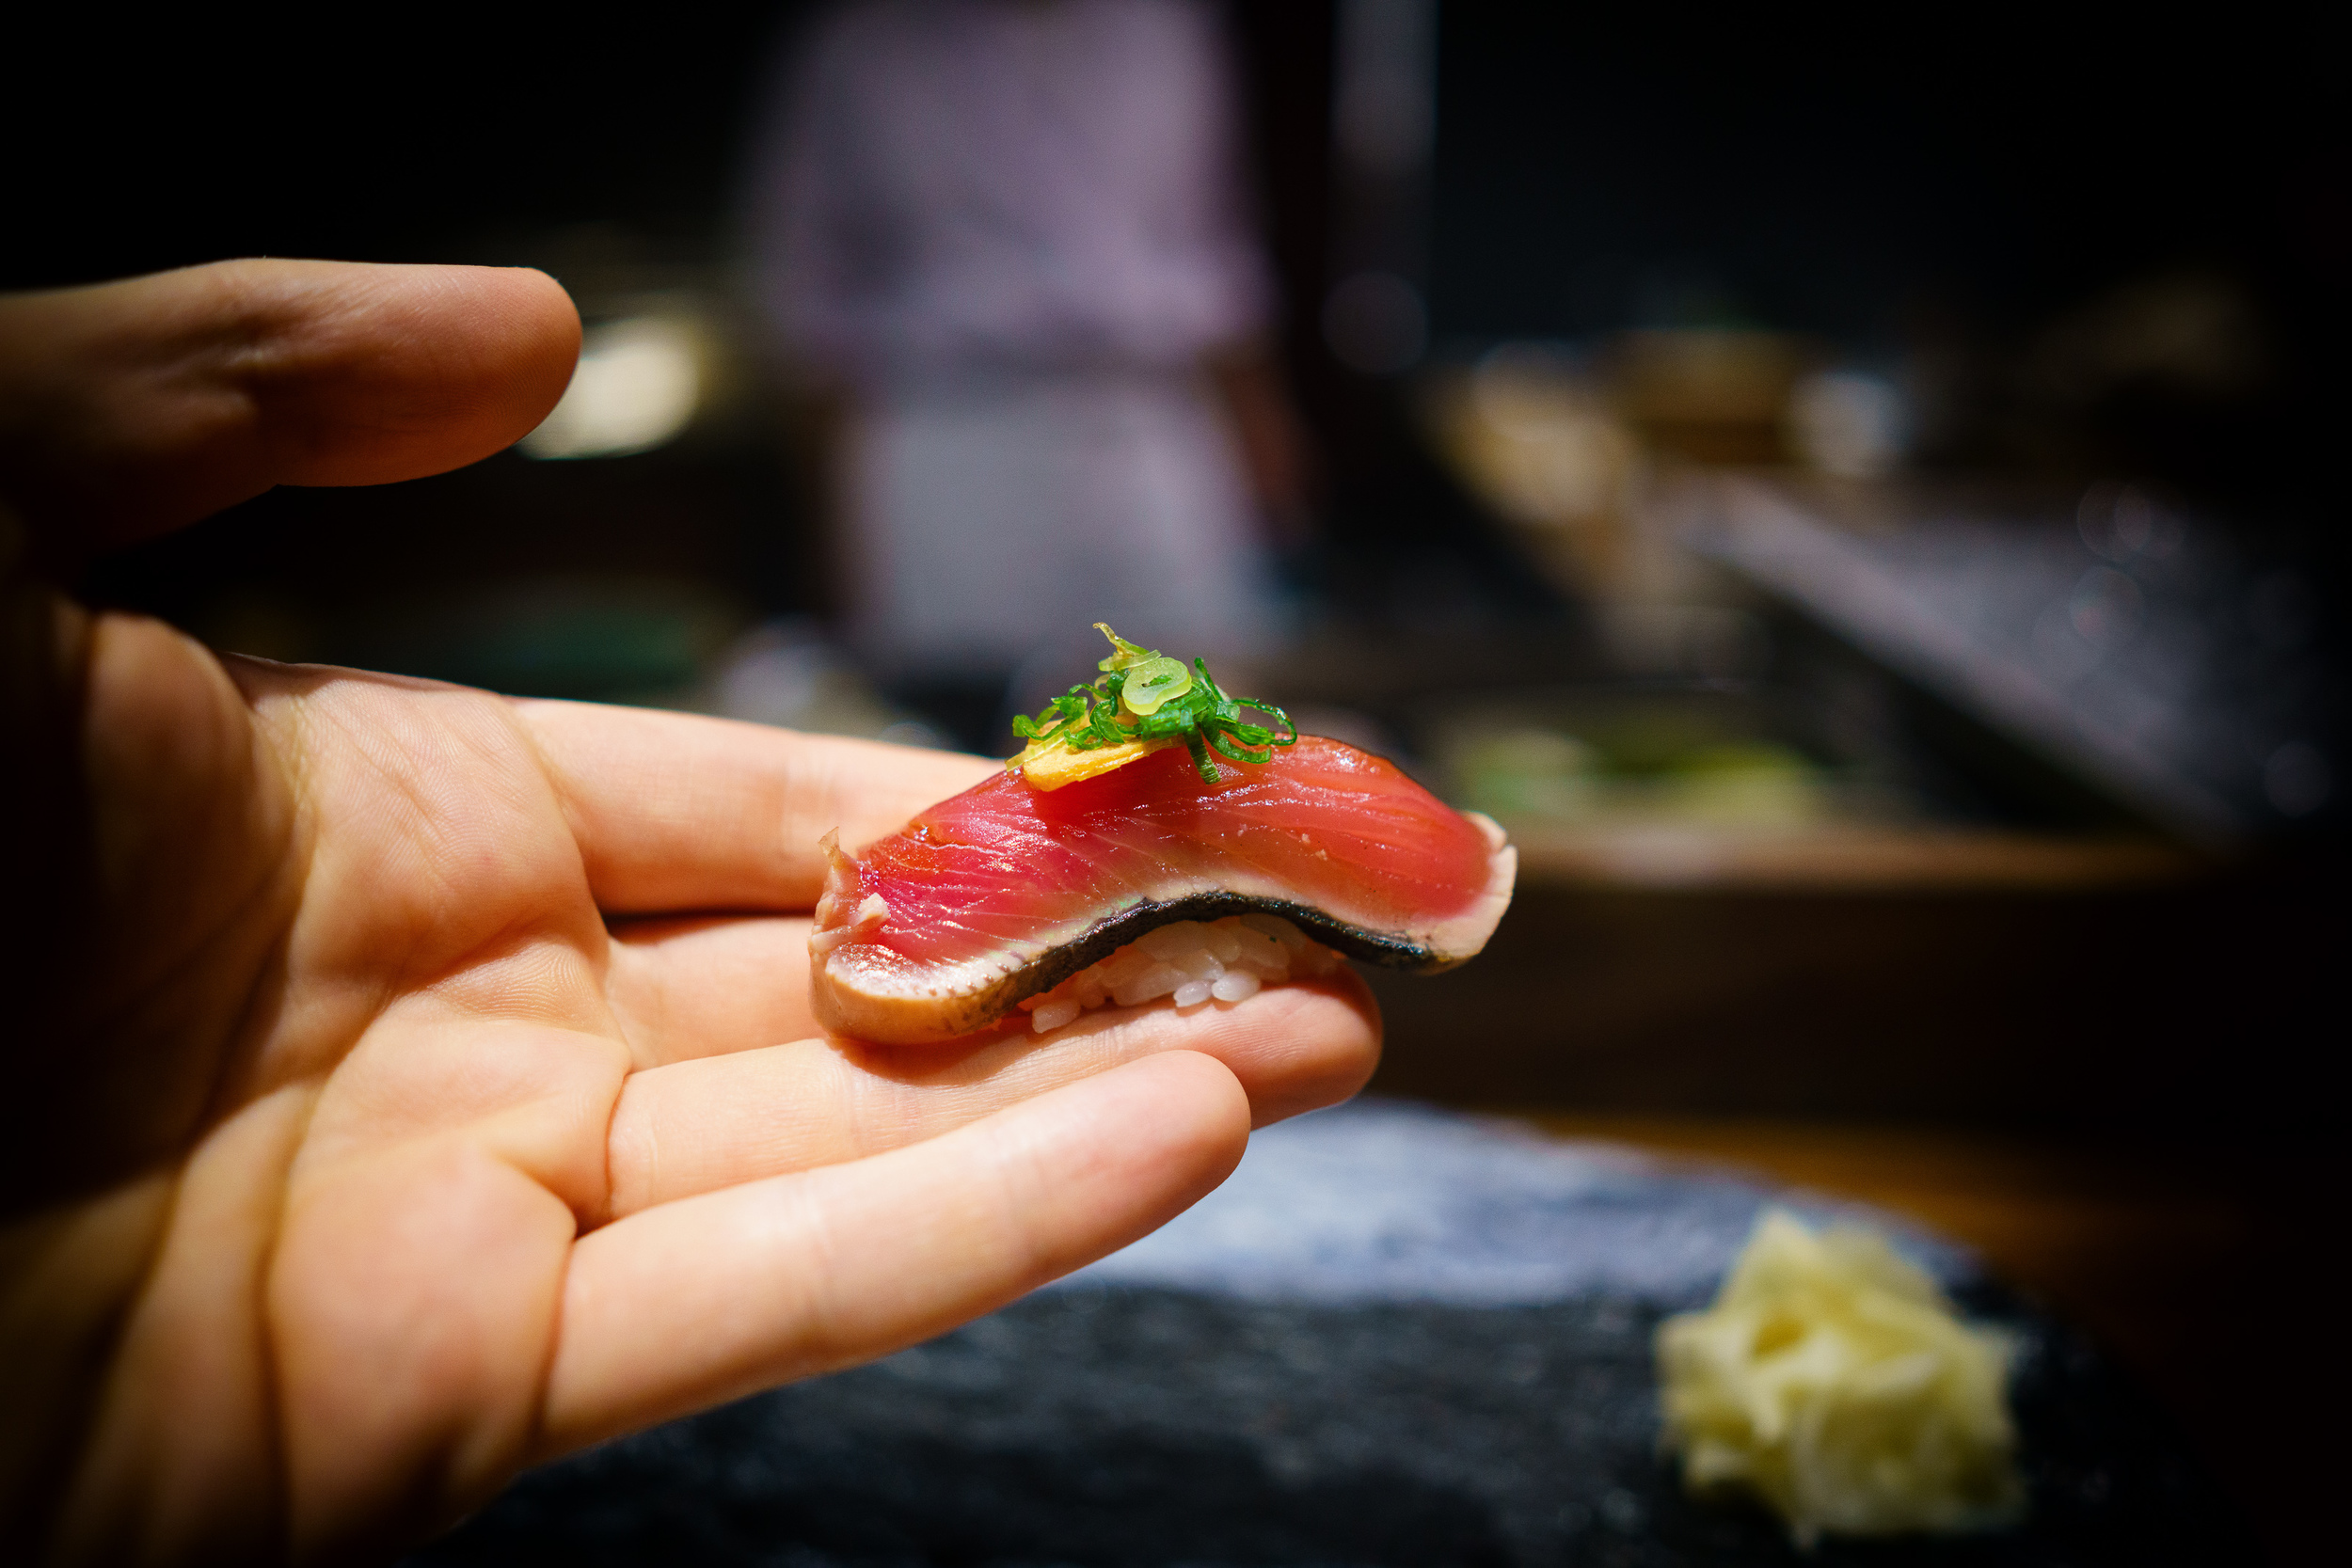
[{"x1": 517, "y1": 700, "x2": 998, "y2": 914}]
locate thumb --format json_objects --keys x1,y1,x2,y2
[{"x1": 0, "y1": 259, "x2": 580, "y2": 562}]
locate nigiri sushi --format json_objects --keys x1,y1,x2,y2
[{"x1": 808, "y1": 627, "x2": 1515, "y2": 1045}]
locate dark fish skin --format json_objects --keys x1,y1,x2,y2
[{"x1": 1009, "y1": 892, "x2": 1457, "y2": 1006}]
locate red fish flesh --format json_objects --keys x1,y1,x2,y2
[{"x1": 809, "y1": 736, "x2": 1516, "y2": 1044}]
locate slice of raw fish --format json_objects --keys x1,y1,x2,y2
[{"x1": 809, "y1": 736, "x2": 1515, "y2": 1044}]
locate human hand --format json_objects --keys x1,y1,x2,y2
[{"x1": 0, "y1": 261, "x2": 1381, "y2": 1565}]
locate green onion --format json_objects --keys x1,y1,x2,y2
[
  {"x1": 1120, "y1": 657, "x2": 1193, "y2": 716},
  {"x1": 1010, "y1": 624, "x2": 1297, "y2": 784}
]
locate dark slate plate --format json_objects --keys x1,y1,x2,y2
[{"x1": 406, "y1": 1102, "x2": 2246, "y2": 1568}]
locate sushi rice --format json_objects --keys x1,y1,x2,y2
[{"x1": 1016, "y1": 913, "x2": 1343, "y2": 1034}]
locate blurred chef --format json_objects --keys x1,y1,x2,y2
[{"x1": 746, "y1": 0, "x2": 1307, "y2": 749}]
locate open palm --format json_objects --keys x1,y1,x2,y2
[{"x1": 0, "y1": 262, "x2": 1380, "y2": 1565}]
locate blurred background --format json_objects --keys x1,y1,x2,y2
[{"x1": 9, "y1": 2, "x2": 2343, "y2": 1555}]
